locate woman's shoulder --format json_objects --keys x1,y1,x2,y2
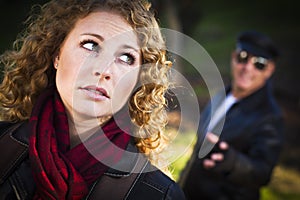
[
  {"x1": 0, "y1": 120, "x2": 29, "y2": 144},
  {"x1": 128, "y1": 163, "x2": 186, "y2": 200},
  {"x1": 87, "y1": 157, "x2": 186, "y2": 200},
  {"x1": 0, "y1": 121, "x2": 16, "y2": 134}
]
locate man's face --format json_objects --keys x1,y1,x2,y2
[{"x1": 231, "y1": 50, "x2": 275, "y2": 98}]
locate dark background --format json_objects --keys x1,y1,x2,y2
[{"x1": 0, "y1": 0, "x2": 299, "y2": 196}]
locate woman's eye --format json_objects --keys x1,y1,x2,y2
[
  {"x1": 119, "y1": 54, "x2": 135, "y2": 65},
  {"x1": 81, "y1": 40, "x2": 99, "y2": 52}
]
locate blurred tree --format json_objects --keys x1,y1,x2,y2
[
  {"x1": 0, "y1": 0, "x2": 48, "y2": 53},
  {"x1": 151, "y1": 0, "x2": 202, "y2": 34}
]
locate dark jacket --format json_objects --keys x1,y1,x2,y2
[
  {"x1": 179, "y1": 82, "x2": 284, "y2": 200},
  {"x1": 0, "y1": 121, "x2": 186, "y2": 200}
]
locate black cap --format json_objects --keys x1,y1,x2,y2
[{"x1": 236, "y1": 30, "x2": 279, "y2": 60}]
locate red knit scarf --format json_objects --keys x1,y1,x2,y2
[{"x1": 29, "y1": 87, "x2": 131, "y2": 199}]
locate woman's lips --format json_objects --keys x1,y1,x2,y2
[{"x1": 80, "y1": 86, "x2": 110, "y2": 101}]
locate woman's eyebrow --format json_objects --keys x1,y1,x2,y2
[
  {"x1": 121, "y1": 44, "x2": 140, "y2": 53},
  {"x1": 80, "y1": 33, "x2": 104, "y2": 41}
]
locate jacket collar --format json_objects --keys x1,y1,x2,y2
[
  {"x1": 103, "y1": 139, "x2": 144, "y2": 177},
  {"x1": 227, "y1": 80, "x2": 272, "y2": 113},
  {"x1": 12, "y1": 120, "x2": 30, "y2": 146}
]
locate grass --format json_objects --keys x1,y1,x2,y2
[
  {"x1": 261, "y1": 166, "x2": 300, "y2": 200},
  {"x1": 168, "y1": 131, "x2": 300, "y2": 200},
  {"x1": 167, "y1": 131, "x2": 196, "y2": 181}
]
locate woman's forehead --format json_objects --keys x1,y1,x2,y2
[{"x1": 73, "y1": 11, "x2": 139, "y2": 46}]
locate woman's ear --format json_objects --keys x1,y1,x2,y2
[{"x1": 53, "y1": 55, "x2": 59, "y2": 69}]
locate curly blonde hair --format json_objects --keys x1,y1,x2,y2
[{"x1": 0, "y1": 0, "x2": 171, "y2": 170}]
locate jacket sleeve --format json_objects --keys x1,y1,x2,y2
[{"x1": 220, "y1": 114, "x2": 284, "y2": 187}]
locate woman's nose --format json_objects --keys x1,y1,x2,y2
[
  {"x1": 92, "y1": 56, "x2": 113, "y2": 81},
  {"x1": 94, "y1": 71, "x2": 111, "y2": 80},
  {"x1": 94, "y1": 65, "x2": 112, "y2": 81}
]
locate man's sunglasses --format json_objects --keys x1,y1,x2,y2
[{"x1": 236, "y1": 50, "x2": 268, "y2": 70}]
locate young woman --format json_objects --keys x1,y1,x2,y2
[{"x1": 0, "y1": 0, "x2": 185, "y2": 199}]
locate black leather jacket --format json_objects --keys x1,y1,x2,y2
[
  {"x1": 179, "y1": 82, "x2": 284, "y2": 200},
  {"x1": 0, "y1": 121, "x2": 185, "y2": 200}
]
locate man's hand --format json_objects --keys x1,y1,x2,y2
[
  {"x1": 203, "y1": 133, "x2": 237, "y2": 173},
  {"x1": 203, "y1": 132, "x2": 231, "y2": 170}
]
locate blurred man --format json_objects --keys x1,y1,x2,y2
[{"x1": 179, "y1": 30, "x2": 284, "y2": 200}]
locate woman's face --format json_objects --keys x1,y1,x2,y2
[{"x1": 55, "y1": 11, "x2": 141, "y2": 121}]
